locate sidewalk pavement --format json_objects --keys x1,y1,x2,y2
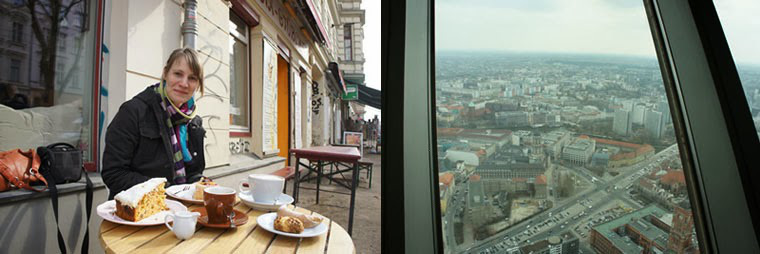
[{"x1": 285, "y1": 152, "x2": 382, "y2": 254}]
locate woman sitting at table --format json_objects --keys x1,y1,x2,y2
[{"x1": 102, "y1": 48, "x2": 206, "y2": 200}]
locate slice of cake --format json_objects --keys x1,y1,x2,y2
[
  {"x1": 193, "y1": 177, "x2": 217, "y2": 200},
  {"x1": 114, "y1": 178, "x2": 168, "y2": 222}
]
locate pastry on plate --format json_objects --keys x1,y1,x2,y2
[
  {"x1": 274, "y1": 216, "x2": 305, "y2": 234},
  {"x1": 276, "y1": 205, "x2": 324, "y2": 228},
  {"x1": 114, "y1": 178, "x2": 168, "y2": 222},
  {"x1": 193, "y1": 176, "x2": 217, "y2": 200}
]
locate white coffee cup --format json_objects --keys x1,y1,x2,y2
[
  {"x1": 165, "y1": 211, "x2": 201, "y2": 240},
  {"x1": 238, "y1": 174, "x2": 285, "y2": 203}
]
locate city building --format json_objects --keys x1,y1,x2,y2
[
  {"x1": 668, "y1": 206, "x2": 697, "y2": 254},
  {"x1": 561, "y1": 138, "x2": 596, "y2": 166},
  {"x1": 590, "y1": 204, "x2": 698, "y2": 254},
  {"x1": 496, "y1": 111, "x2": 530, "y2": 128},
  {"x1": 613, "y1": 109, "x2": 632, "y2": 136},
  {"x1": 477, "y1": 162, "x2": 545, "y2": 180},
  {"x1": 590, "y1": 205, "x2": 670, "y2": 254},
  {"x1": 439, "y1": 172, "x2": 456, "y2": 214},
  {"x1": 541, "y1": 130, "x2": 572, "y2": 159},
  {"x1": 581, "y1": 135, "x2": 655, "y2": 168},
  {"x1": 632, "y1": 104, "x2": 647, "y2": 125},
  {"x1": 645, "y1": 110, "x2": 664, "y2": 139},
  {"x1": 519, "y1": 233, "x2": 580, "y2": 254},
  {"x1": 534, "y1": 174, "x2": 547, "y2": 198}
]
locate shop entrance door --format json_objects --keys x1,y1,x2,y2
[{"x1": 277, "y1": 55, "x2": 291, "y2": 164}]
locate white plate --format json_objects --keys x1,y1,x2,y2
[
  {"x1": 238, "y1": 192, "x2": 294, "y2": 211},
  {"x1": 97, "y1": 199, "x2": 188, "y2": 226},
  {"x1": 256, "y1": 212, "x2": 328, "y2": 238},
  {"x1": 166, "y1": 184, "x2": 203, "y2": 205}
]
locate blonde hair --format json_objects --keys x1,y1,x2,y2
[{"x1": 162, "y1": 48, "x2": 204, "y2": 95}]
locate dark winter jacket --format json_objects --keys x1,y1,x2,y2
[{"x1": 102, "y1": 85, "x2": 206, "y2": 200}]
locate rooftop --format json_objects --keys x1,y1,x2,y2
[
  {"x1": 629, "y1": 218, "x2": 669, "y2": 246},
  {"x1": 593, "y1": 205, "x2": 669, "y2": 252},
  {"x1": 566, "y1": 138, "x2": 594, "y2": 151}
]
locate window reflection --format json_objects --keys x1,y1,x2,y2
[{"x1": 0, "y1": 0, "x2": 96, "y2": 159}]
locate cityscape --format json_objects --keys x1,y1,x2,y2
[{"x1": 435, "y1": 51, "x2": 760, "y2": 254}]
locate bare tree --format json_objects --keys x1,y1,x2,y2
[{"x1": 23, "y1": 0, "x2": 84, "y2": 105}]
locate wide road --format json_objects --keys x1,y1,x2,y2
[{"x1": 467, "y1": 144, "x2": 679, "y2": 253}]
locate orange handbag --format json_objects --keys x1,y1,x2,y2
[{"x1": 0, "y1": 149, "x2": 48, "y2": 192}]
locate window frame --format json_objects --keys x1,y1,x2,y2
[
  {"x1": 228, "y1": 9, "x2": 254, "y2": 137},
  {"x1": 648, "y1": 0, "x2": 760, "y2": 252},
  {"x1": 380, "y1": 0, "x2": 760, "y2": 253},
  {"x1": 12, "y1": 22, "x2": 23, "y2": 44},
  {"x1": 10, "y1": 59, "x2": 21, "y2": 83},
  {"x1": 344, "y1": 24, "x2": 353, "y2": 61}
]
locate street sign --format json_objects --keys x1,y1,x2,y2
[{"x1": 342, "y1": 84, "x2": 358, "y2": 100}]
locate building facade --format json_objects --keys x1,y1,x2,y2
[
  {"x1": 0, "y1": 0, "x2": 365, "y2": 172},
  {"x1": 612, "y1": 109, "x2": 631, "y2": 136},
  {"x1": 561, "y1": 138, "x2": 595, "y2": 166}
]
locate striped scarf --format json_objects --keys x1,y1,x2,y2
[{"x1": 155, "y1": 82, "x2": 196, "y2": 184}]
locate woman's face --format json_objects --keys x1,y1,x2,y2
[{"x1": 164, "y1": 57, "x2": 199, "y2": 105}]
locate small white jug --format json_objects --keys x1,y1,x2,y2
[{"x1": 165, "y1": 211, "x2": 201, "y2": 240}]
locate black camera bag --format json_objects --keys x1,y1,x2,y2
[{"x1": 38, "y1": 142, "x2": 83, "y2": 184}]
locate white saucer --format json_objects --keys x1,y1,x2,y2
[
  {"x1": 238, "y1": 192, "x2": 294, "y2": 211},
  {"x1": 256, "y1": 212, "x2": 328, "y2": 238},
  {"x1": 97, "y1": 199, "x2": 188, "y2": 226}
]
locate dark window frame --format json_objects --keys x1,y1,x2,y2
[
  {"x1": 12, "y1": 22, "x2": 24, "y2": 43},
  {"x1": 228, "y1": 10, "x2": 253, "y2": 137},
  {"x1": 380, "y1": 0, "x2": 760, "y2": 253}
]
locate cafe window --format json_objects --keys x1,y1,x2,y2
[
  {"x1": 344, "y1": 24, "x2": 353, "y2": 61},
  {"x1": 0, "y1": 0, "x2": 101, "y2": 162},
  {"x1": 229, "y1": 10, "x2": 251, "y2": 134}
]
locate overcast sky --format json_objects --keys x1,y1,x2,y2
[
  {"x1": 435, "y1": 0, "x2": 760, "y2": 65},
  {"x1": 357, "y1": 0, "x2": 759, "y2": 121},
  {"x1": 361, "y1": 0, "x2": 381, "y2": 120}
]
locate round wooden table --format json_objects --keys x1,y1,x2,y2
[{"x1": 99, "y1": 200, "x2": 355, "y2": 253}]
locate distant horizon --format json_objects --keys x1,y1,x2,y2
[
  {"x1": 435, "y1": 49, "x2": 760, "y2": 68},
  {"x1": 436, "y1": 49, "x2": 657, "y2": 59}
]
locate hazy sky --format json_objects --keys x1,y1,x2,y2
[
  {"x1": 435, "y1": 0, "x2": 760, "y2": 65},
  {"x1": 361, "y1": 0, "x2": 381, "y2": 120},
  {"x1": 357, "y1": 0, "x2": 759, "y2": 121},
  {"x1": 714, "y1": 0, "x2": 760, "y2": 66}
]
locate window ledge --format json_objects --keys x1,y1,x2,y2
[
  {"x1": 0, "y1": 155, "x2": 285, "y2": 205},
  {"x1": 0, "y1": 172, "x2": 106, "y2": 205}
]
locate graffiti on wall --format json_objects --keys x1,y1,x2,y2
[
  {"x1": 229, "y1": 138, "x2": 251, "y2": 154},
  {"x1": 311, "y1": 81, "x2": 322, "y2": 115},
  {"x1": 196, "y1": 44, "x2": 228, "y2": 165}
]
